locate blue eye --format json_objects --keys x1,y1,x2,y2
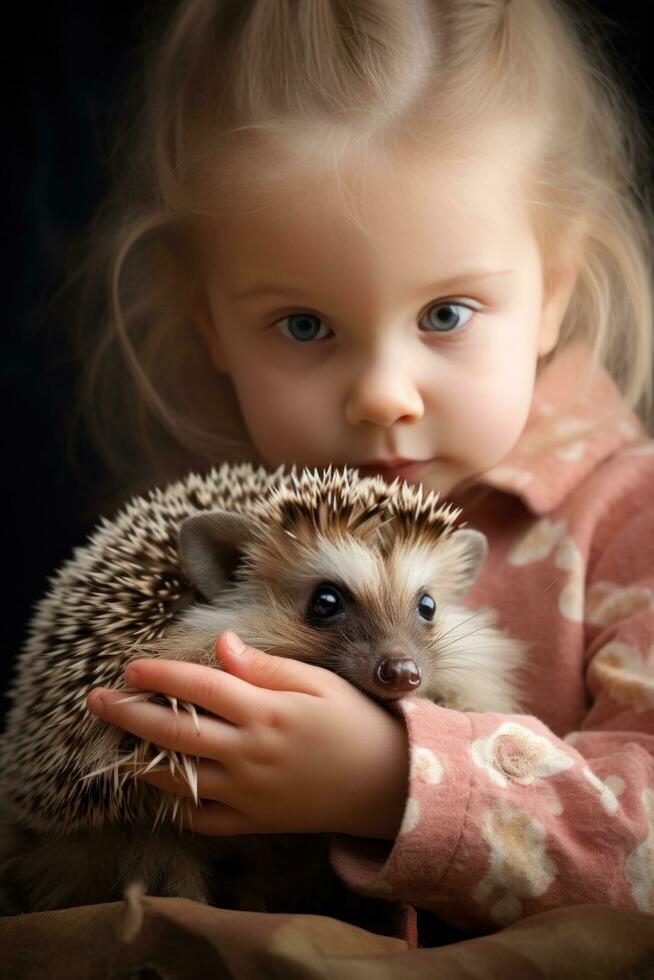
[
  {"x1": 275, "y1": 313, "x2": 330, "y2": 343},
  {"x1": 420, "y1": 303, "x2": 474, "y2": 333},
  {"x1": 273, "y1": 302, "x2": 474, "y2": 343}
]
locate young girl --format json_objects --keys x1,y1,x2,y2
[{"x1": 10, "y1": 0, "x2": 654, "y2": 949}]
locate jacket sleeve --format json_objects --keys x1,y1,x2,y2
[{"x1": 328, "y1": 500, "x2": 654, "y2": 933}]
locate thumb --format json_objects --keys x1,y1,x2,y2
[{"x1": 215, "y1": 630, "x2": 321, "y2": 693}]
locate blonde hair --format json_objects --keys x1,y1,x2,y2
[{"x1": 58, "y1": 0, "x2": 654, "y2": 508}]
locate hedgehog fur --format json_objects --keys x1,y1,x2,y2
[{"x1": 0, "y1": 462, "x2": 527, "y2": 916}]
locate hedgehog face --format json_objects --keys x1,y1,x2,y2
[
  {"x1": 263, "y1": 531, "x2": 488, "y2": 703},
  {"x1": 178, "y1": 467, "x2": 489, "y2": 703}
]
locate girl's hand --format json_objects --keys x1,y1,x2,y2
[{"x1": 85, "y1": 631, "x2": 410, "y2": 839}]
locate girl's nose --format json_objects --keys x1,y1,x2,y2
[{"x1": 345, "y1": 366, "x2": 424, "y2": 427}]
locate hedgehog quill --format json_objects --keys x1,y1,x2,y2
[{"x1": 0, "y1": 463, "x2": 528, "y2": 916}]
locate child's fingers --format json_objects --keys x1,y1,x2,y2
[
  {"x1": 86, "y1": 689, "x2": 240, "y2": 763},
  {"x1": 134, "y1": 758, "x2": 231, "y2": 806},
  {"x1": 122, "y1": 657, "x2": 270, "y2": 727},
  {"x1": 177, "y1": 799, "x2": 259, "y2": 837},
  {"x1": 133, "y1": 764, "x2": 268, "y2": 836}
]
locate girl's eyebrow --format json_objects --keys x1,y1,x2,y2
[{"x1": 230, "y1": 269, "x2": 513, "y2": 302}]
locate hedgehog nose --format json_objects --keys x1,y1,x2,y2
[{"x1": 376, "y1": 657, "x2": 421, "y2": 693}]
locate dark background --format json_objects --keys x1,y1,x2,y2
[{"x1": 3, "y1": 2, "x2": 654, "y2": 722}]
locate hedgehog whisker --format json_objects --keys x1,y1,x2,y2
[
  {"x1": 436, "y1": 606, "x2": 496, "y2": 643},
  {"x1": 435, "y1": 647, "x2": 499, "y2": 667},
  {"x1": 431, "y1": 659, "x2": 502, "y2": 685},
  {"x1": 435, "y1": 621, "x2": 504, "y2": 654},
  {"x1": 441, "y1": 619, "x2": 503, "y2": 640},
  {"x1": 434, "y1": 652, "x2": 495, "y2": 674},
  {"x1": 445, "y1": 613, "x2": 553, "y2": 630},
  {"x1": 442, "y1": 606, "x2": 552, "y2": 636}
]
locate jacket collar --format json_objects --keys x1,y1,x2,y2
[{"x1": 475, "y1": 341, "x2": 648, "y2": 514}]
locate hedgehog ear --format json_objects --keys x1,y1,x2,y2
[
  {"x1": 178, "y1": 510, "x2": 257, "y2": 601},
  {"x1": 446, "y1": 528, "x2": 488, "y2": 599}
]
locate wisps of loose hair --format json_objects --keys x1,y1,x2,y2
[{"x1": 54, "y1": 0, "x2": 654, "y2": 510}]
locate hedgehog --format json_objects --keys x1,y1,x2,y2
[{"x1": 0, "y1": 462, "x2": 527, "y2": 919}]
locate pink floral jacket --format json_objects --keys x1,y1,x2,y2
[{"x1": 328, "y1": 341, "x2": 654, "y2": 948}]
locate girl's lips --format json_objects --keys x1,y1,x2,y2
[{"x1": 355, "y1": 459, "x2": 431, "y2": 481}]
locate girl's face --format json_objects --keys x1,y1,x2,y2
[{"x1": 195, "y1": 141, "x2": 577, "y2": 499}]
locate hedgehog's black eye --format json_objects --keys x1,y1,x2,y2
[
  {"x1": 417, "y1": 593, "x2": 436, "y2": 622},
  {"x1": 307, "y1": 583, "x2": 346, "y2": 621}
]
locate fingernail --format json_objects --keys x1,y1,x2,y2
[
  {"x1": 88, "y1": 690, "x2": 125, "y2": 712},
  {"x1": 224, "y1": 630, "x2": 245, "y2": 655},
  {"x1": 87, "y1": 691, "x2": 105, "y2": 712}
]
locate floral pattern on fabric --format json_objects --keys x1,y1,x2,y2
[
  {"x1": 554, "y1": 537, "x2": 586, "y2": 622},
  {"x1": 580, "y1": 766, "x2": 621, "y2": 815},
  {"x1": 505, "y1": 519, "x2": 586, "y2": 621},
  {"x1": 624, "y1": 788, "x2": 654, "y2": 912},
  {"x1": 505, "y1": 518, "x2": 567, "y2": 566},
  {"x1": 470, "y1": 722, "x2": 575, "y2": 788},
  {"x1": 586, "y1": 583, "x2": 654, "y2": 627},
  {"x1": 473, "y1": 804, "x2": 557, "y2": 925},
  {"x1": 325, "y1": 343, "x2": 654, "y2": 939},
  {"x1": 587, "y1": 641, "x2": 654, "y2": 713},
  {"x1": 412, "y1": 746, "x2": 444, "y2": 787},
  {"x1": 482, "y1": 466, "x2": 534, "y2": 493}
]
